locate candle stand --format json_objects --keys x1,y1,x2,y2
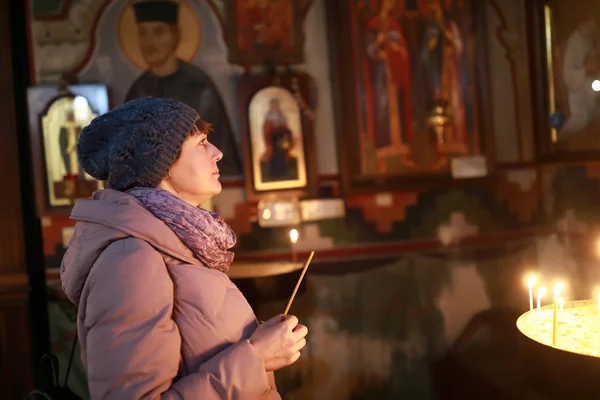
[{"x1": 517, "y1": 299, "x2": 600, "y2": 398}]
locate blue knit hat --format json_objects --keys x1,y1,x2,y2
[{"x1": 77, "y1": 97, "x2": 198, "y2": 191}]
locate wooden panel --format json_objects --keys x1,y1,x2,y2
[
  {"x1": 0, "y1": 295, "x2": 31, "y2": 398},
  {"x1": 0, "y1": 0, "x2": 26, "y2": 272},
  {"x1": 0, "y1": 0, "x2": 33, "y2": 396},
  {"x1": 231, "y1": 227, "x2": 547, "y2": 263}
]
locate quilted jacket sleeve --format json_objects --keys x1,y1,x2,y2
[{"x1": 83, "y1": 239, "x2": 279, "y2": 399}]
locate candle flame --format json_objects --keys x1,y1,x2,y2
[
  {"x1": 554, "y1": 282, "x2": 564, "y2": 298},
  {"x1": 289, "y1": 229, "x2": 299, "y2": 244},
  {"x1": 538, "y1": 286, "x2": 547, "y2": 299},
  {"x1": 527, "y1": 274, "x2": 537, "y2": 289}
]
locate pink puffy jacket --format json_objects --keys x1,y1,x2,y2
[{"x1": 61, "y1": 189, "x2": 280, "y2": 399}]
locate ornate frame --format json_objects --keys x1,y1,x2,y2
[
  {"x1": 528, "y1": 0, "x2": 600, "y2": 162},
  {"x1": 238, "y1": 72, "x2": 317, "y2": 201},
  {"x1": 225, "y1": 0, "x2": 306, "y2": 67},
  {"x1": 26, "y1": 83, "x2": 109, "y2": 216},
  {"x1": 326, "y1": 0, "x2": 494, "y2": 194}
]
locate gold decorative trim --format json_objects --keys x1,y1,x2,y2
[{"x1": 544, "y1": 5, "x2": 557, "y2": 143}]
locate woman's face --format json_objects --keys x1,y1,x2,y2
[{"x1": 158, "y1": 124, "x2": 223, "y2": 206}]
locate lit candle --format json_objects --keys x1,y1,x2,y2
[
  {"x1": 289, "y1": 229, "x2": 299, "y2": 263},
  {"x1": 597, "y1": 291, "x2": 600, "y2": 349},
  {"x1": 527, "y1": 274, "x2": 537, "y2": 313},
  {"x1": 553, "y1": 282, "x2": 564, "y2": 347},
  {"x1": 537, "y1": 286, "x2": 547, "y2": 312},
  {"x1": 559, "y1": 296, "x2": 564, "y2": 312}
]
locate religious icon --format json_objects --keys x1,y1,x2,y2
[
  {"x1": 58, "y1": 110, "x2": 83, "y2": 180},
  {"x1": 226, "y1": 0, "x2": 305, "y2": 66},
  {"x1": 41, "y1": 95, "x2": 102, "y2": 207},
  {"x1": 363, "y1": 0, "x2": 414, "y2": 159},
  {"x1": 236, "y1": 0, "x2": 294, "y2": 51},
  {"x1": 356, "y1": 0, "x2": 477, "y2": 175},
  {"x1": 27, "y1": 84, "x2": 109, "y2": 215},
  {"x1": 421, "y1": 0, "x2": 469, "y2": 154},
  {"x1": 249, "y1": 86, "x2": 307, "y2": 192},
  {"x1": 118, "y1": 0, "x2": 242, "y2": 176},
  {"x1": 260, "y1": 97, "x2": 300, "y2": 183},
  {"x1": 535, "y1": 0, "x2": 600, "y2": 156},
  {"x1": 329, "y1": 0, "x2": 485, "y2": 193}
]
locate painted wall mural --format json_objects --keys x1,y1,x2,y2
[{"x1": 31, "y1": 0, "x2": 244, "y2": 176}]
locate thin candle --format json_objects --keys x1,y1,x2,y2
[
  {"x1": 537, "y1": 286, "x2": 547, "y2": 312},
  {"x1": 553, "y1": 282, "x2": 564, "y2": 347},
  {"x1": 283, "y1": 251, "x2": 314, "y2": 316},
  {"x1": 528, "y1": 274, "x2": 537, "y2": 313},
  {"x1": 597, "y1": 292, "x2": 600, "y2": 349},
  {"x1": 559, "y1": 296, "x2": 564, "y2": 312}
]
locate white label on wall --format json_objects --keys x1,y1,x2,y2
[
  {"x1": 375, "y1": 193, "x2": 393, "y2": 207},
  {"x1": 300, "y1": 199, "x2": 346, "y2": 221},
  {"x1": 257, "y1": 200, "x2": 301, "y2": 227},
  {"x1": 451, "y1": 156, "x2": 488, "y2": 179}
]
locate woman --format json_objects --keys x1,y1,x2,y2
[{"x1": 60, "y1": 97, "x2": 307, "y2": 399}]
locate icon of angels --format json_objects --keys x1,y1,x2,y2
[
  {"x1": 327, "y1": 0, "x2": 492, "y2": 193},
  {"x1": 357, "y1": 0, "x2": 479, "y2": 173},
  {"x1": 248, "y1": 86, "x2": 307, "y2": 192}
]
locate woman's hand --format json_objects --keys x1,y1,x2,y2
[{"x1": 249, "y1": 314, "x2": 308, "y2": 371}]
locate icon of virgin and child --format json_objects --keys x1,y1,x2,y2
[
  {"x1": 259, "y1": 97, "x2": 299, "y2": 183},
  {"x1": 124, "y1": 0, "x2": 242, "y2": 176}
]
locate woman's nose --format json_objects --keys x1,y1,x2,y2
[{"x1": 212, "y1": 145, "x2": 223, "y2": 161}]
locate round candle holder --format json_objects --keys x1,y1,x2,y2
[{"x1": 517, "y1": 299, "x2": 600, "y2": 398}]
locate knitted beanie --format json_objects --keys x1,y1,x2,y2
[{"x1": 77, "y1": 97, "x2": 198, "y2": 191}]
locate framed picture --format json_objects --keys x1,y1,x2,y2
[
  {"x1": 529, "y1": 0, "x2": 600, "y2": 161},
  {"x1": 225, "y1": 0, "x2": 305, "y2": 66},
  {"x1": 326, "y1": 0, "x2": 493, "y2": 194},
  {"x1": 27, "y1": 84, "x2": 110, "y2": 216},
  {"x1": 238, "y1": 72, "x2": 317, "y2": 200}
]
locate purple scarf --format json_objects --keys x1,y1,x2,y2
[{"x1": 127, "y1": 187, "x2": 236, "y2": 273}]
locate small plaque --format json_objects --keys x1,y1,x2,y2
[
  {"x1": 374, "y1": 193, "x2": 393, "y2": 207},
  {"x1": 300, "y1": 198, "x2": 346, "y2": 221},
  {"x1": 257, "y1": 199, "x2": 301, "y2": 227},
  {"x1": 451, "y1": 155, "x2": 488, "y2": 179}
]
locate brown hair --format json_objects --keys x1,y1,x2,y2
[
  {"x1": 193, "y1": 118, "x2": 213, "y2": 136},
  {"x1": 173, "y1": 118, "x2": 213, "y2": 161}
]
